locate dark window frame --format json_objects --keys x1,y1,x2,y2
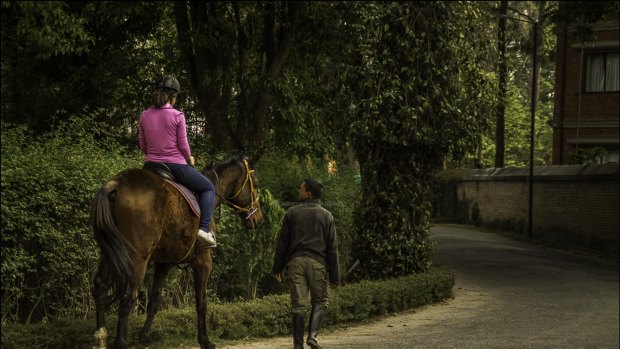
[{"x1": 583, "y1": 50, "x2": 620, "y2": 93}]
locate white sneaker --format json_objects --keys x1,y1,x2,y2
[{"x1": 197, "y1": 229, "x2": 217, "y2": 247}]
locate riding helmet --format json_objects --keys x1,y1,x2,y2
[{"x1": 156, "y1": 75, "x2": 181, "y2": 93}]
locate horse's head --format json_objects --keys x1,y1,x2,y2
[{"x1": 209, "y1": 156, "x2": 264, "y2": 229}]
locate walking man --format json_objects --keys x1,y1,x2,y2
[{"x1": 273, "y1": 178, "x2": 341, "y2": 349}]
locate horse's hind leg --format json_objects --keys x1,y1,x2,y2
[
  {"x1": 139, "y1": 263, "x2": 173, "y2": 344},
  {"x1": 93, "y1": 259, "x2": 109, "y2": 348},
  {"x1": 114, "y1": 260, "x2": 148, "y2": 349},
  {"x1": 192, "y1": 251, "x2": 215, "y2": 349}
]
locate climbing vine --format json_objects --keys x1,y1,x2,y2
[{"x1": 348, "y1": 2, "x2": 496, "y2": 279}]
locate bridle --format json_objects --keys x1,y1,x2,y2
[{"x1": 211, "y1": 159, "x2": 260, "y2": 221}]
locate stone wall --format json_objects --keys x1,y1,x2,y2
[{"x1": 432, "y1": 163, "x2": 619, "y2": 256}]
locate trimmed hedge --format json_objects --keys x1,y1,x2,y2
[{"x1": 1, "y1": 267, "x2": 454, "y2": 348}]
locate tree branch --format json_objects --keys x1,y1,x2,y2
[
  {"x1": 173, "y1": 1, "x2": 198, "y2": 91},
  {"x1": 267, "y1": 2, "x2": 300, "y2": 79},
  {"x1": 263, "y1": 2, "x2": 275, "y2": 70}
]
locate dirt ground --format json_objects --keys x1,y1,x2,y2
[{"x1": 216, "y1": 284, "x2": 485, "y2": 349}]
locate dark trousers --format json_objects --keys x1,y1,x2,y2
[{"x1": 166, "y1": 163, "x2": 215, "y2": 231}]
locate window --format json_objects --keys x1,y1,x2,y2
[
  {"x1": 594, "y1": 149, "x2": 619, "y2": 164},
  {"x1": 585, "y1": 52, "x2": 619, "y2": 92}
]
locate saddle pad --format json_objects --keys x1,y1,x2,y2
[{"x1": 164, "y1": 179, "x2": 200, "y2": 217}]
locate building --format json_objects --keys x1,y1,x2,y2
[{"x1": 552, "y1": 10, "x2": 619, "y2": 164}]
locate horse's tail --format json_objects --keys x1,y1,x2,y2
[{"x1": 90, "y1": 179, "x2": 136, "y2": 303}]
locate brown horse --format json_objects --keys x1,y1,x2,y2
[{"x1": 90, "y1": 155, "x2": 263, "y2": 349}]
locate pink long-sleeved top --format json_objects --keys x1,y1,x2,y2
[{"x1": 139, "y1": 103, "x2": 191, "y2": 164}]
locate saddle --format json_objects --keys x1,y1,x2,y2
[
  {"x1": 143, "y1": 162, "x2": 176, "y2": 181},
  {"x1": 142, "y1": 162, "x2": 200, "y2": 217}
]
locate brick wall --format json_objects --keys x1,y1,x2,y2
[{"x1": 432, "y1": 163, "x2": 619, "y2": 256}]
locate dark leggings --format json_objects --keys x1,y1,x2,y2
[{"x1": 166, "y1": 163, "x2": 215, "y2": 231}]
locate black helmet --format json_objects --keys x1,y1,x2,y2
[{"x1": 156, "y1": 75, "x2": 180, "y2": 93}]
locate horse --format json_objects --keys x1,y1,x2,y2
[{"x1": 90, "y1": 155, "x2": 263, "y2": 349}]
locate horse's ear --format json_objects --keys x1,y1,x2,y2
[{"x1": 249, "y1": 146, "x2": 265, "y2": 165}]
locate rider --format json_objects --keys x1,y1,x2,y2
[{"x1": 139, "y1": 74, "x2": 217, "y2": 247}]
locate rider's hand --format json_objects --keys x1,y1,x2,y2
[{"x1": 189, "y1": 156, "x2": 195, "y2": 167}]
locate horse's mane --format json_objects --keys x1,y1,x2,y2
[{"x1": 206, "y1": 156, "x2": 249, "y2": 173}]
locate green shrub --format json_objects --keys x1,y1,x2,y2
[
  {"x1": 257, "y1": 150, "x2": 361, "y2": 279},
  {"x1": 209, "y1": 188, "x2": 287, "y2": 301},
  {"x1": 0, "y1": 267, "x2": 454, "y2": 348},
  {"x1": 1, "y1": 118, "x2": 142, "y2": 323},
  {"x1": 206, "y1": 150, "x2": 361, "y2": 301},
  {"x1": 1, "y1": 120, "x2": 362, "y2": 323}
]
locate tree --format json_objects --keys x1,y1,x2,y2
[
  {"x1": 474, "y1": 1, "x2": 619, "y2": 168},
  {"x1": 173, "y1": 2, "x2": 301, "y2": 153},
  {"x1": 0, "y1": 2, "x2": 170, "y2": 136},
  {"x1": 347, "y1": 2, "x2": 496, "y2": 279},
  {"x1": 495, "y1": 0, "x2": 508, "y2": 168},
  {"x1": 267, "y1": 2, "x2": 360, "y2": 158}
]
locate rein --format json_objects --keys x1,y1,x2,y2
[
  {"x1": 211, "y1": 160, "x2": 260, "y2": 221},
  {"x1": 178, "y1": 159, "x2": 259, "y2": 264}
]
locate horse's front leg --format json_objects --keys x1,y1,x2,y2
[
  {"x1": 193, "y1": 250, "x2": 215, "y2": 349},
  {"x1": 139, "y1": 263, "x2": 173, "y2": 344},
  {"x1": 92, "y1": 260, "x2": 109, "y2": 349}
]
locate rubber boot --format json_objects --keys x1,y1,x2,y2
[
  {"x1": 307, "y1": 304, "x2": 326, "y2": 349},
  {"x1": 293, "y1": 314, "x2": 305, "y2": 349}
]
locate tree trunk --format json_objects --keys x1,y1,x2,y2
[
  {"x1": 351, "y1": 145, "x2": 435, "y2": 279},
  {"x1": 495, "y1": 0, "x2": 508, "y2": 168},
  {"x1": 535, "y1": 1, "x2": 546, "y2": 106},
  {"x1": 174, "y1": 1, "x2": 300, "y2": 153}
]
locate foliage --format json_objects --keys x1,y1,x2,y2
[
  {"x1": 571, "y1": 146, "x2": 609, "y2": 164},
  {"x1": 0, "y1": 1, "x2": 92, "y2": 59},
  {"x1": 0, "y1": 1, "x2": 172, "y2": 138},
  {"x1": 210, "y1": 188, "x2": 285, "y2": 300},
  {"x1": 0, "y1": 118, "x2": 361, "y2": 323},
  {"x1": 476, "y1": 83, "x2": 554, "y2": 168},
  {"x1": 347, "y1": 2, "x2": 496, "y2": 279},
  {"x1": 449, "y1": 1, "x2": 556, "y2": 168},
  {"x1": 255, "y1": 150, "x2": 361, "y2": 277},
  {"x1": 173, "y1": 2, "x2": 304, "y2": 152},
  {"x1": 461, "y1": 0, "x2": 619, "y2": 168},
  {"x1": 0, "y1": 267, "x2": 454, "y2": 348},
  {"x1": 0, "y1": 117, "x2": 142, "y2": 323},
  {"x1": 268, "y1": 2, "x2": 359, "y2": 158},
  {"x1": 209, "y1": 150, "x2": 361, "y2": 301},
  {"x1": 553, "y1": 1, "x2": 620, "y2": 43}
]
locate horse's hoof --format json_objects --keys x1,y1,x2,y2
[
  {"x1": 139, "y1": 332, "x2": 158, "y2": 345},
  {"x1": 201, "y1": 342, "x2": 215, "y2": 349}
]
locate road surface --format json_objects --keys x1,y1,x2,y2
[{"x1": 216, "y1": 224, "x2": 619, "y2": 349}]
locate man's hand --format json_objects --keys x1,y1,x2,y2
[
  {"x1": 188, "y1": 156, "x2": 195, "y2": 167},
  {"x1": 274, "y1": 273, "x2": 282, "y2": 283}
]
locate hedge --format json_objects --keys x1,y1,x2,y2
[{"x1": 1, "y1": 267, "x2": 454, "y2": 348}]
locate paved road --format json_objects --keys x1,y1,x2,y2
[{"x1": 219, "y1": 224, "x2": 619, "y2": 349}]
